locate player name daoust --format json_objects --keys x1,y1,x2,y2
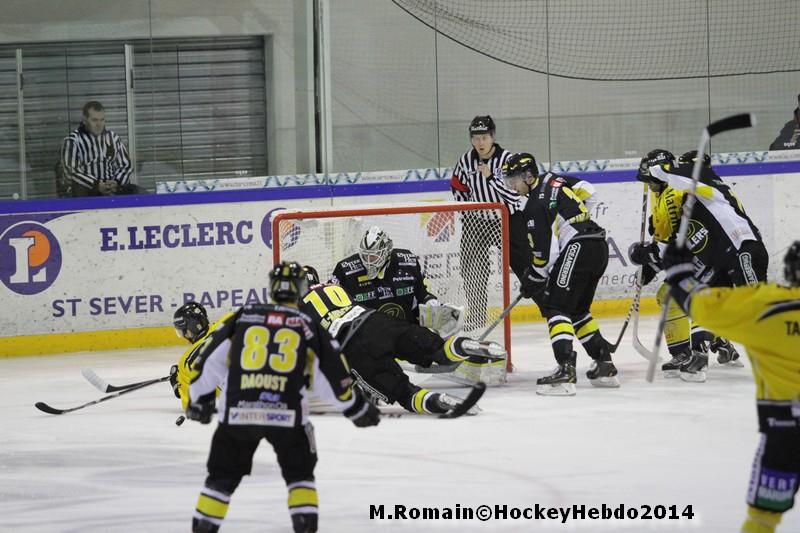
[{"x1": 99, "y1": 221, "x2": 254, "y2": 251}]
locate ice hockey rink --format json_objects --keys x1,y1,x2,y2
[{"x1": 3, "y1": 315, "x2": 797, "y2": 533}]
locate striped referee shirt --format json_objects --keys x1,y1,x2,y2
[
  {"x1": 61, "y1": 124, "x2": 133, "y2": 190},
  {"x1": 450, "y1": 143, "x2": 521, "y2": 216}
]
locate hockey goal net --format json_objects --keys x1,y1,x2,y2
[{"x1": 271, "y1": 202, "x2": 512, "y2": 370}]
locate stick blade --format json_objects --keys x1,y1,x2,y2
[
  {"x1": 439, "y1": 382, "x2": 486, "y2": 419},
  {"x1": 34, "y1": 402, "x2": 64, "y2": 415},
  {"x1": 81, "y1": 368, "x2": 110, "y2": 393},
  {"x1": 707, "y1": 113, "x2": 755, "y2": 137}
]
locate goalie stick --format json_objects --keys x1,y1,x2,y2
[
  {"x1": 646, "y1": 113, "x2": 755, "y2": 382},
  {"x1": 308, "y1": 382, "x2": 486, "y2": 419},
  {"x1": 35, "y1": 375, "x2": 170, "y2": 415},
  {"x1": 82, "y1": 368, "x2": 161, "y2": 393}
]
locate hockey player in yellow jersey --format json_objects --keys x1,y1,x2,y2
[
  {"x1": 629, "y1": 149, "x2": 743, "y2": 382},
  {"x1": 662, "y1": 240, "x2": 800, "y2": 533},
  {"x1": 168, "y1": 302, "x2": 232, "y2": 410}
]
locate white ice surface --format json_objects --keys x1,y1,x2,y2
[{"x1": 2, "y1": 317, "x2": 797, "y2": 532}]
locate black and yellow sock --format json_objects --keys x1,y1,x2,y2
[
  {"x1": 287, "y1": 480, "x2": 319, "y2": 525},
  {"x1": 547, "y1": 314, "x2": 575, "y2": 364},
  {"x1": 193, "y1": 486, "x2": 231, "y2": 531}
]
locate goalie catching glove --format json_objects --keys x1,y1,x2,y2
[{"x1": 418, "y1": 300, "x2": 465, "y2": 338}]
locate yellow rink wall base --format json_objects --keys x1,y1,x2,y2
[{"x1": 0, "y1": 297, "x2": 659, "y2": 358}]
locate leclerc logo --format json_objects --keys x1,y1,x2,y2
[
  {"x1": 422, "y1": 212, "x2": 455, "y2": 243},
  {"x1": 0, "y1": 221, "x2": 62, "y2": 295},
  {"x1": 261, "y1": 208, "x2": 301, "y2": 251}
]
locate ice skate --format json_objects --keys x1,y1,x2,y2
[
  {"x1": 661, "y1": 350, "x2": 691, "y2": 378},
  {"x1": 586, "y1": 360, "x2": 620, "y2": 388},
  {"x1": 710, "y1": 337, "x2": 744, "y2": 367},
  {"x1": 432, "y1": 392, "x2": 481, "y2": 416},
  {"x1": 679, "y1": 351, "x2": 708, "y2": 383},
  {"x1": 536, "y1": 354, "x2": 577, "y2": 396}
]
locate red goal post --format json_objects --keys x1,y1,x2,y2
[{"x1": 271, "y1": 202, "x2": 513, "y2": 369}]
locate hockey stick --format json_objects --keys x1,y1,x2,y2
[
  {"x1": 611, "y1": 182, "x2": 649, "y2": 355},
  {"x1": 308, "y1": 382, "x2": 486, "y2": 419},
  {"x1": 646, "y1": 113, "x2": 755, "y2": 382},
  {"x1": 35, "y1": 375, "x2": 171, "y2": 415},
  {"x1": 82, "y1": 368, "x2": 162, "y2": 393},
  {"x1": 479, "y1": 293, "x2": 524, "y2": 341}
]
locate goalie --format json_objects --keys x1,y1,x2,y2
[
  {"x1": 331, "y1": 226, "x2": 464, "y2": 338},
  {"x1": 302, "y1": 265, "x2": 504, "y2": 416}
]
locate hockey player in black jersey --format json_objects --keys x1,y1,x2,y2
[
  {"x1": 331, "y1": 226, "x2": 463, "y2": 335},
  {"x1": 301, "y1": 265, "x2": 501, "y2": 416},
  {"x1": 502, "y1": 152, "x2": 619, "y2": 396},
  {"x1": 645, "y1": 148, "x2": 768, "y2": 286},
  {"x1": 185, "y1": 261, "x2": 380, "y2": 533},
  {"x1": 632, "y1": 148, "x2": 767, "y2": 379}
]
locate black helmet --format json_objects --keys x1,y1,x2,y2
[
  {"x1": 173, "y1": 301, "x2": 209, "y2": 342},
  {"x1": 784, "y1": 241, "x2": 800, "y2": 287},
  {"x1": 502, "y1": 152, "x2": 538, "y2": 179},
  {"x1": 469, "y1": 115, "x2": 495, "y2": 136},
  {"x1": 303, "y1": 264, "x2": 320, "y2": 286},
  {"x1": 678, "y1": 150, "x2": 712, "y2": 169},
  {"x1": 637, "y1": 149, "x2": 675, "y2": 183},
  {"x1": 270, "y1": 261, "x2": 308, "y2": 304}
]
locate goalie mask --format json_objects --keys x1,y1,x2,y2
[
  {"x1": 270, "y1": 261, "x2": 308, "y2": 304},
  {"x1": 173, "y1": 301, "x2": 209, "y2": 342},
  {"x1": 359, "y1": 226, "x2": 393, "y2": 279}
]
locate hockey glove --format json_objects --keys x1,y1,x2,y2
[
  {"x1": 628, "y1": 241, "x2": 660, "y2": 268},
  {"x1": 186, "y1": 394, "x2": 215, "y2": 424},
  {"x1": 661, "y1": 242, "x2": 696, "y2": 286},
  {"x1": 419, "y1": 301, "x2": 465, "y2": 338},
  {"x1": 343, "y1": 388, "x2": 381, "y2": 428},
  {"x1": 168, "y1": 364, "x2": 181, "y2": 399},
  {"x1": 640, "y1": 264, "x2": 658, "y2": 286},
  {"x1": 520, "y1": 267, "x2": 547, "y2": 298}
]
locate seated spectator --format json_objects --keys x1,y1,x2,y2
[
  {"x1": 60, "y1": 101, "x2": 146, "y2": 196},
  {"x1": 769, "y1": 93, "x2": 800, "y2": 151}
]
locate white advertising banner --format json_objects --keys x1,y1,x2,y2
[{"x1": 0, "y1": 169, "x2": 791, "y2": 340}]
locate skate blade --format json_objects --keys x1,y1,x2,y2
[
  {"x1": 589, "y1": 376, "x2": 620, "y2": 388},
  {"x1": 536, "y1": 383, "x2": 576, "y2": 396},
  {"x1": 718, "y1": 358, "x2": 744, "y2": 368},
  {"x1": 662, "y1": 370, "x2": 681, "y2": 378},
  {"x1": 679, "y1": 370, "x2": 707, "y2": 383}
]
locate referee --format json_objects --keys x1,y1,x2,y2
[
  {"x1": 60, "y1": 101, "x2": 140, "y2": 197},
  {"x1": 450, "y1": 115, "x2": 530, "y2": 331}
]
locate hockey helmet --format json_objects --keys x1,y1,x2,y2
[
  {"x1": 303, "y1": 264, "x2": 320, "y2": 286},
  {"x1": 270, "y1": 261, "x2": 308, "y2": 304},
  {"x1": 784, "y1": 241, "x2": 800, "y2": 287},
  {"x1": 502, "y1": 152, "x2": 538, "y2": 179},
  {"x1": 678, "y1": 150, "x2": 712, "y2": 169},
  {"x1": 173, "y1": 301, "x2": 209, "y2": 342},
  {"x1": 469, "y1": 115, "x2": 495, "y2": 136},
  {"x1": 359, "y1": 226, "x2": 393, "y2": 279},
  {"x1": 637, "y1": 149, "x2": 675, "y2": 184}
]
